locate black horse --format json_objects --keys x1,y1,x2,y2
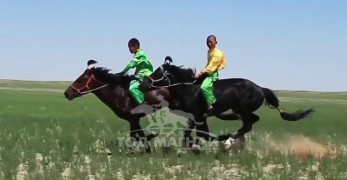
[{"x1": 142, "y1": 56, "x2": 314, "y2": 141}]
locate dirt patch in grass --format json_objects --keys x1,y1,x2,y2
[{"x1": 267, "y1": 135, "x2": 336, "y2": 159}]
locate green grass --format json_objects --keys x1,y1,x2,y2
[
  {"x1": 0, "y1": 79, "x2": 69, "y2": 90},
  {"x1": 0, "y1": 80, "x2": 346, "y2": 179},
  {"x1": 276, "y1": 90, "x2": 347, "y2": 100}
]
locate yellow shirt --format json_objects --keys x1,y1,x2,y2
[{"x1": 202, "y1": 47, "x2": 226, "y2": 74}]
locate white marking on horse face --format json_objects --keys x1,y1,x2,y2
[
  {"x1": 109, "y1": 69, "x2": 116, "y2": 74},
  {"x1": 87, "y1": 64, "x2": 95, "y2": 69}
]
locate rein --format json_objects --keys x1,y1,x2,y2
[
  {"x1": 149, "y1": 65, "x2": 196, "y2": 88},
  {"x1": 150, "y1": 80, "x2": 197, "y2": 88}
]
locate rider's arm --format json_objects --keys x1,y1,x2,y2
[
  {"x1": 120, "y1": 52, "x2": 144, "y2": 73},
  {"x1": 121, "y1": 59, "x2": 139, "y2": 73}
]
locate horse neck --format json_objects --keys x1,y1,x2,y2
[
  {"x1": 92, "y1": 85, "x2": 134, "y2": 115},
  {"x1": 170, "y1": 84, "x2": 197, "y2": 100}
]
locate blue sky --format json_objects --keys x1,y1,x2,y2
[{"x1": 0, "y1": 0, "x2": 346, "y2": 91}]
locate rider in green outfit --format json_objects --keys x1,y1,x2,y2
[{"x1": 120, "y1": 38, "x2": 154, "y2": 105}]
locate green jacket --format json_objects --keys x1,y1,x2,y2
[{"x1": 121, "y1": 49, "x2": 153, "y2": 79}]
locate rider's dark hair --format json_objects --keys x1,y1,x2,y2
[{"x1": 128, "y1": 38, "x2": 140, "y2": 47}]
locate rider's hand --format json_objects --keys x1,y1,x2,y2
[
  {"x1": 195, "y1": 72, "x2": 203, "y2": 79},
  {"x1": 194, "y1": 73, "x2": 200, "y2": 79}
]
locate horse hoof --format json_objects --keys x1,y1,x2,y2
[
  {"x1": 177, "y1": 148, "x2": 188, "y2": 157},
  {"x1": 106, "y1": 148, "x2": 113, "y2": 155},
  {"x1": 152, "y1": 131, "x2": 159, "y2": 137},
  {"x1": 191, "y1": 144, "x2": 202, "y2": 155},
  {"x1": 217, "y1": 134, "x2": 232, "y2": 141},
  {"x1": 239, "y1": 135, "x2": 246, "y2": 142},
  {"x1": 129, "y1": 146, "x2": 143, "y2": 155},
  {"x1": 145, "y1": 148, "x2": 151, "y2": 153},
  {"x1": 230, "y1": 132, "x2": 238, "y2": 139},
  {"x1": 147, "y1": 132, "x2": 159, "y2": 141}
]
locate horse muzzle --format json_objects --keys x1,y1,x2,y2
[{"x1": 64, "y1": 88, "x2": 80, "y2": 100}]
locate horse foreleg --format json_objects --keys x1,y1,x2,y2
[
  {"x1": 183, "y1": 118, "x2": 196, "y2": 148},
  {"x1": 193, "y1": 115, "x2": 232, "y2": 142},
  {"x1": 136, "y1": 125, "x2": 153, "y2": 153},
  {"x1": 195, "y1": 117, "x2": 216, "y2": 142},
  {"x1": 129, "y1": 119, "x2": 152, "y2": 153},
  {"x1": 129, "y1": 120, "x2": 139, "y2": 141}
]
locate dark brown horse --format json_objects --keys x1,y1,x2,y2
[{"x1": 64, "y1": 60, "x2": 176, "y2": 152}]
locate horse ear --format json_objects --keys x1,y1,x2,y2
[
  {"x1": 164, "y1": 56, "x2": 173, "y2": 64},
  {"x1": 87, "y1": 59, "x2": 97, "y2": 69}
]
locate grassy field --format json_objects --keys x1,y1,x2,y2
[{"x1": 0, "y1": 80, "x2": 346, "y2": 179}]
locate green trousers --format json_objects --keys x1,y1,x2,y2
[
  {"x1": 129, "y1": 79, "x2": 145, "y2": 105},
  {"x1": 201, "y1": 71, "x2": 219, "y2": 106}
]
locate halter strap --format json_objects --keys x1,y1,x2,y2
[{"x1": 70, "y1": 74, "x2": 109, "y2": 95}]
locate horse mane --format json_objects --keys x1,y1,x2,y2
[
  {"x1": 93, "y1": 67, "x2": 136, "y2": 88},
  {"x1": 166, "y1": 64, "x2": 196, "y2": 83}
]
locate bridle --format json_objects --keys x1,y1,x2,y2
[
  {"x1": 70, "y1": 74, "x2": 108, "y2": 95},
  {"x1": 148, "y1": 65, "x2": 196, "y2": 88}
]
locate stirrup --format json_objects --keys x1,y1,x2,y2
[{"x1": 203, "y1": 108, "x2": 214, "y2": 118}]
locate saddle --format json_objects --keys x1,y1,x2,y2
[{"x1": 113, "y1": 73, "x2": 139, "y2": 89}]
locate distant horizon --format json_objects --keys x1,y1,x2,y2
[
  {"x1": 1, "y1": 1, "x2": 346, "y2": 91},
  {"x1": 1, "y1": 78, "x2": 346, "y2": 93}
]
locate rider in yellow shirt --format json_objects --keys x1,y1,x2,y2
[{"x1": 195, "y1": 35, "x2": 226, "y2": 118}]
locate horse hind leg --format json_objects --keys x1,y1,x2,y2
[
  {"x1": 215, "y1": 112, "x2": 241, "y2": 121},
  {"x1": 231, "y1": 112, "x2": 259, "y2": 139}
]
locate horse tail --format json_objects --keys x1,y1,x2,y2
[{"x1": 262, "y1": 88, "x2": 314, "y2": 121}]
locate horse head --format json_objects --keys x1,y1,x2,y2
[
  {"x1": 142, "y1": 56, "x2": 196, "y2": 89},
  {"x1": 64, "y1": 60, "x2": 111, "y2": 100}
]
